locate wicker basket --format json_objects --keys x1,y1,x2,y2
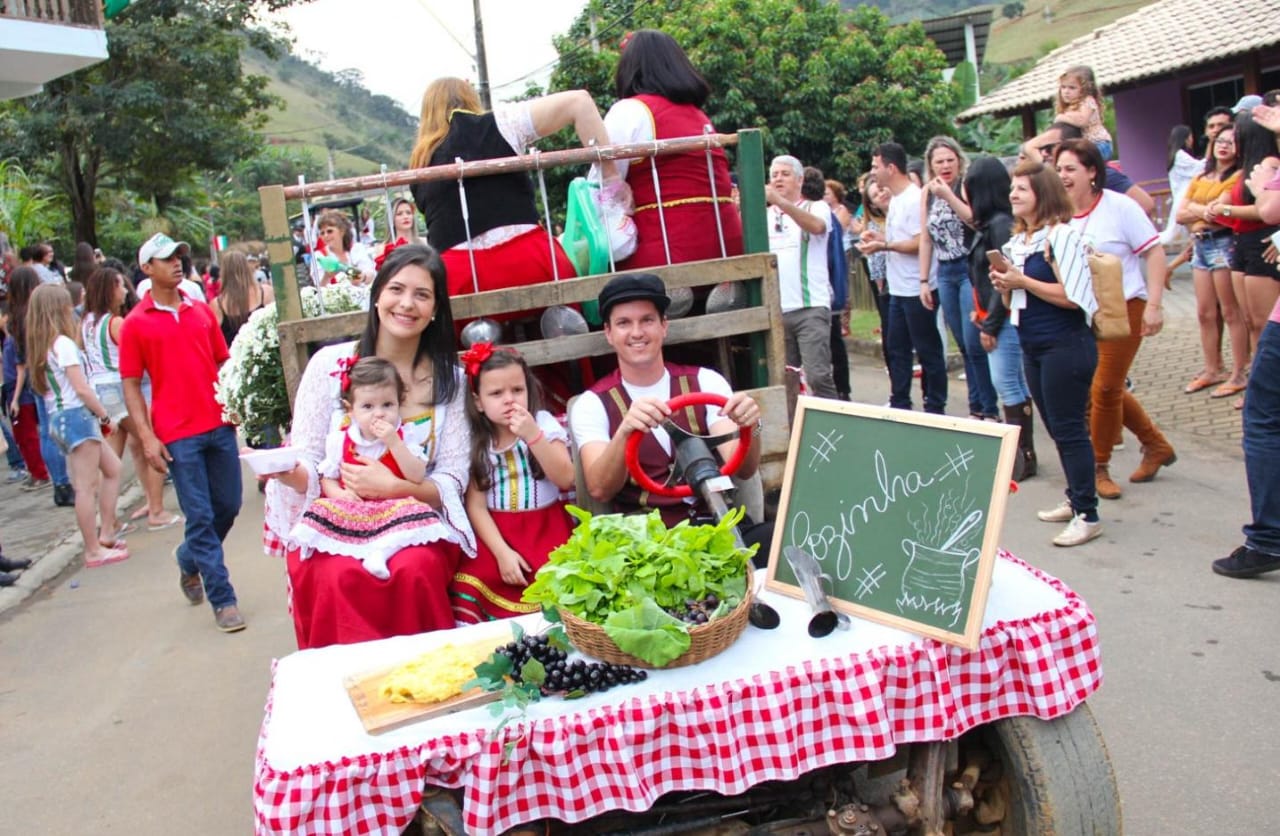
[{"x1": 559, "y1": 567, "x2": 754, "y2": 669}]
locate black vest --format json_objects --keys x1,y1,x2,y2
[{"x1": 411, "y1": 111, "x2": 540, "y2": 251}]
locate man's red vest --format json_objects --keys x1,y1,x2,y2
[{"x1": 590, "y1": 363, "x2": 711, "y2": 526}]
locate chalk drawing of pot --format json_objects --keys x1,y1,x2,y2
[{"x1": 899, "y1": 539, "x2": 981, "y2": 607}]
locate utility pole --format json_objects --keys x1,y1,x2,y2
[{"x1": 473, "y1": 0, "x2": 492, "y2": 109}]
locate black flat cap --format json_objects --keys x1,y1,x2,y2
[{"x1": 598, "y1": 273, "x2": 670, "y2": 320}]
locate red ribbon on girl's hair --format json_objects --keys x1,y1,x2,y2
[
  {"x1": 373, "y1": 237, "x2": 406, "y2": 272},
  {"x1": 330, "y1": 353, "x2": 358, "y2": 393},
  {"x1": 459, "y1": 342, "x2": 495, "y2": 380},
  {"x1": 619, "y1": 31, "x2": 634, "y2": 51}
]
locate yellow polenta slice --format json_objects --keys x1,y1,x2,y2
[{"x1": 379, "y1": 640, "x2": 497, "y2": 704}]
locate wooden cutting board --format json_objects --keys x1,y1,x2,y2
[{"x1": 343, "y1": 639, "x2": 505, "y2": 735}]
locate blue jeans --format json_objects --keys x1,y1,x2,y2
[
  {"x1": 935, "y1": 258, "x2": 998, "y2": 416},
  {"x1": 887, "y1": 292, "x2": 947, "y2": 414},
  {"x1": 1243, "y1": 320, "x2": 1280, "y2": 555},
  {"x1": 2, "y1": 418, "x2": 22, "y2": 471},
  {"x1": 167, "y1": 425, "x2": 242, "y2": 610},
  {"x1": 1094, "y1": 139, "x2": 1113, "y2": 161},
  {"x1": 33, "y1": 397, "x2": 69, "y2": 486},
  {"x1": 984, "y1": 319, "x2": 1031, "y2": 406},
  {"x1": 1022, "y1": 325, "x2": 1098, "y2": 520}
]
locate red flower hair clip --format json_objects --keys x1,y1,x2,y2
[
  {"x1": 373, "y1": 238, "x2": 406, "y2": 272},
  {"x1": 459, "y1": 342, "x2": 495, "y2": 380},
  {"x1": 331, "y1": 353, "x2": 358, "y2": 393}
]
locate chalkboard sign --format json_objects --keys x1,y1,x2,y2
[{"x1": 766, "y1": 398, "x2": 1019, "y2": 649}]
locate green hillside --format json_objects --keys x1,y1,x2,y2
[
  {"x1": 245, "y1": 49, "x2": 415, "y2": 179},
  {"x1": 845, "y1": 0, "x2": 1150, "y2": 66},
  {"x1": 983, "y1": 0, "x2": 1150, "y2": 64}
]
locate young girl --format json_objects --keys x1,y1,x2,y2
[
  {"x1": 450, "y1": 343, "x2": 575, "y2": 623},
  {"x1": 1053, "y1": 66, "x2": 1112, "y2": 160},
  {"x1": 26, "y1": 284, "x2": 128, "y2": 567},
  {"x1": 289, "y1": 356, "x2": 455, "y2": 579}
]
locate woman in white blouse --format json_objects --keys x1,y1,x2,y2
[{"x1": 262, "y1": 245, "x2": 475, "y2": 649}]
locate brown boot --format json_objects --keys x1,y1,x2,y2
[
  {"x1": 1130, "y1": 439, "x2": 1177, "y2": 483},
  {"x1": 1004, "y1": 402, "x2": 1038, "y2": 481},
  {"x1": 1096, "y1": 464, "x2": 1123, "y2": 499}
]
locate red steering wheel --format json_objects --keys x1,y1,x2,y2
[{"x1": 624, "y1": 391, "x2": 752, "y2": 499}]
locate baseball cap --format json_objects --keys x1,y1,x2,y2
[
  {"x1": 137, "y1": 233, "x2": 190, "y2": 265},
  {"x1": 1232, "y1": 94, "x2": 1263, "y2": 114},
  {"x1": 598, "y1": 273, "x2": 670, "y2": 320}
]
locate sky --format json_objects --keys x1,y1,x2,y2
[{"x1": 272, "y1": 0, "x2": 591, "y2": 114}]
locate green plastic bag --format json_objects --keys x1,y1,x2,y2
[{"x1": 558, "y1": 177, "x2": 609, "y2": 324}]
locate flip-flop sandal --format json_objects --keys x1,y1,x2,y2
[
  {"x1": 147, "y1": 514, "x2": 184, "y2": 532},
  {"x1": 1209, "y1": 382, "x2": 1247, "y2": 399},
  {"x1": 98, "y1": 537, "x2": 127, "y2": 549},
  {"x1": 86, "y1": 546, "x2": 129, "y2": 568},
  {"x1": 1185, "y1": 375, "x2": 1226, "y2": 394},
  {"x1": 112, "y1": 523, "x2": 136, "y2": 539}
]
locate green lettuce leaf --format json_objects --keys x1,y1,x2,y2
[{"x1": 602, "y1": 599, "x2": 692, "y2": 667}]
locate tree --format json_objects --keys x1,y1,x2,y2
[
  {"x1": 544, "y1": 0, "x2": 956, "y2": 185},
  {"x1": 0, "y1": 0, "x2": 307, "y2": 246},
  {"x1": 1002, "y1": 2, "x2": 1025, "y2": 19}
]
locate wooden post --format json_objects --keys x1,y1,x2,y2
[
  {"x1": 1020, "y1": 107, "x2": 1036, "y2": 140},
  {"x1": 736, "y1": 129, "x2": 771, "y2": 388},
  {"x1": 259, "y1": 184, "x2": 308, "y2": 406},
  {"x1": 737, "y1": 129, "x2": 767, "y2": 256}
]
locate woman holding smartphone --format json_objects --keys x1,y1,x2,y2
[
  {"x1": 965, "y1": 156, "x2": 1035, "y2": 480},
  {"x1": 989, "y1": 159, "x2": 1100, "y2": 547}
]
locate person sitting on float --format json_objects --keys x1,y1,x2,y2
[
  {"x1": 596, "y1": 29, "x2": 743, "y2": 269},
  {"x1": 408, "y1": 77, "x2": 628, "y2": 300},
  {"x1": 261, "y1": 244, "x2": 475, "y2": 649},
  {"x1": 314, "y1": 208, "x2": 376, "y2": 285},
  {"x1": 567, "y1": 273, "x2": 771, "y2": 566}
]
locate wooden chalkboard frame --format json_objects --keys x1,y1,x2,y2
[{"x1": 765, "y1": 397, "x2": 1020, "y2": 650}]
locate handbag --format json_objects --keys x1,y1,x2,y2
[{"x1": 1043, "y1": 233, "x2": 1129, "y2": 341}]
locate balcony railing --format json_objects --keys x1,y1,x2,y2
[{"x1": 0, "y1": 0, "x2": 103, "y2": 28}]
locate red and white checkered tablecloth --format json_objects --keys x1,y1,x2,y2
[{"x1": 254, "y1": 551, "x2": 1102, "y2": 836}]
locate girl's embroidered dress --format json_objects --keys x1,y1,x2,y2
[
  {"x1": 290, "y1": 416, "x2": 456, "y2": 580},
  {"x1": 450, "y1": 411, "x2": 574, "y2": 622}
]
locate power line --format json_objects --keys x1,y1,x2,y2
[{"x1": 489, "y1": 0, "x2": 656, "y2": 93}]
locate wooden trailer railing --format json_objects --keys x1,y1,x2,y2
[{"x1": 257, "y1": 128, "x2": 792, "y2": 486}]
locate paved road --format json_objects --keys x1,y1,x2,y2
[{"x1": 2, "y1": 272, "x2": 1276, "y2": 833}]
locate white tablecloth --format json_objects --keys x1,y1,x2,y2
[{"x1": 254, "y1": 552, "x2": 1101, "y2": 835}]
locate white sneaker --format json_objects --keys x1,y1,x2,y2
[
  {"x1": 1053, "y1": 514, "x2": 1103, "y2": 547},
  {"x1": 1037, "y1": 500, "x2": 1074, "y2": 523}
]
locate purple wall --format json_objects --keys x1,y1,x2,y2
[{"x1": 1114, "y1": 78, "x2": 1183, "y2": 188}]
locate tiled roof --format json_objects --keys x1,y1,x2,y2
[{"x1": 958, "y1": 0, "x2": 1280, "y2": 120}]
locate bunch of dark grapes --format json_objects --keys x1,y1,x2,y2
[
  {"x1": 495, "y1": 634, "x2": 647, "y2": 696},
  {"x1": 665, "y1": 592, "x2": 721, "y2": 625}
]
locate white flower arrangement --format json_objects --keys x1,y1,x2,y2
[{"x1": 215, "y1": 282, "x2": 369, "y2": 447}]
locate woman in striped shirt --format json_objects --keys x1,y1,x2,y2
[{"x1": 989, "y1": 159, "x2": 1100, "y2": 548}]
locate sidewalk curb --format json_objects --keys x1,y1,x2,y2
[
  {"x1": 847, "y1": 335, "x2": 966, "y2": 371},
  {"x1": 0, "y1": 481, "x2": 145, "y2": 616}
]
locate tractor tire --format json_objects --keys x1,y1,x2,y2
[{"x1": 988, "y1": 702, "x2": 1122, "y2": 835}]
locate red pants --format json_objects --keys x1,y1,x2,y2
[{"x1": 11, "y1": 403, "x2": 48, "y2": 480}]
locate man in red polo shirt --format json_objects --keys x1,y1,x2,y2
[{"x1": 120, "y1": 233, "x2": 245, "y2": 633}]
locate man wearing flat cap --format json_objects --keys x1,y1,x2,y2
[{"x1": 569, "y1": 273, "x2": 764, "y2": 531}]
